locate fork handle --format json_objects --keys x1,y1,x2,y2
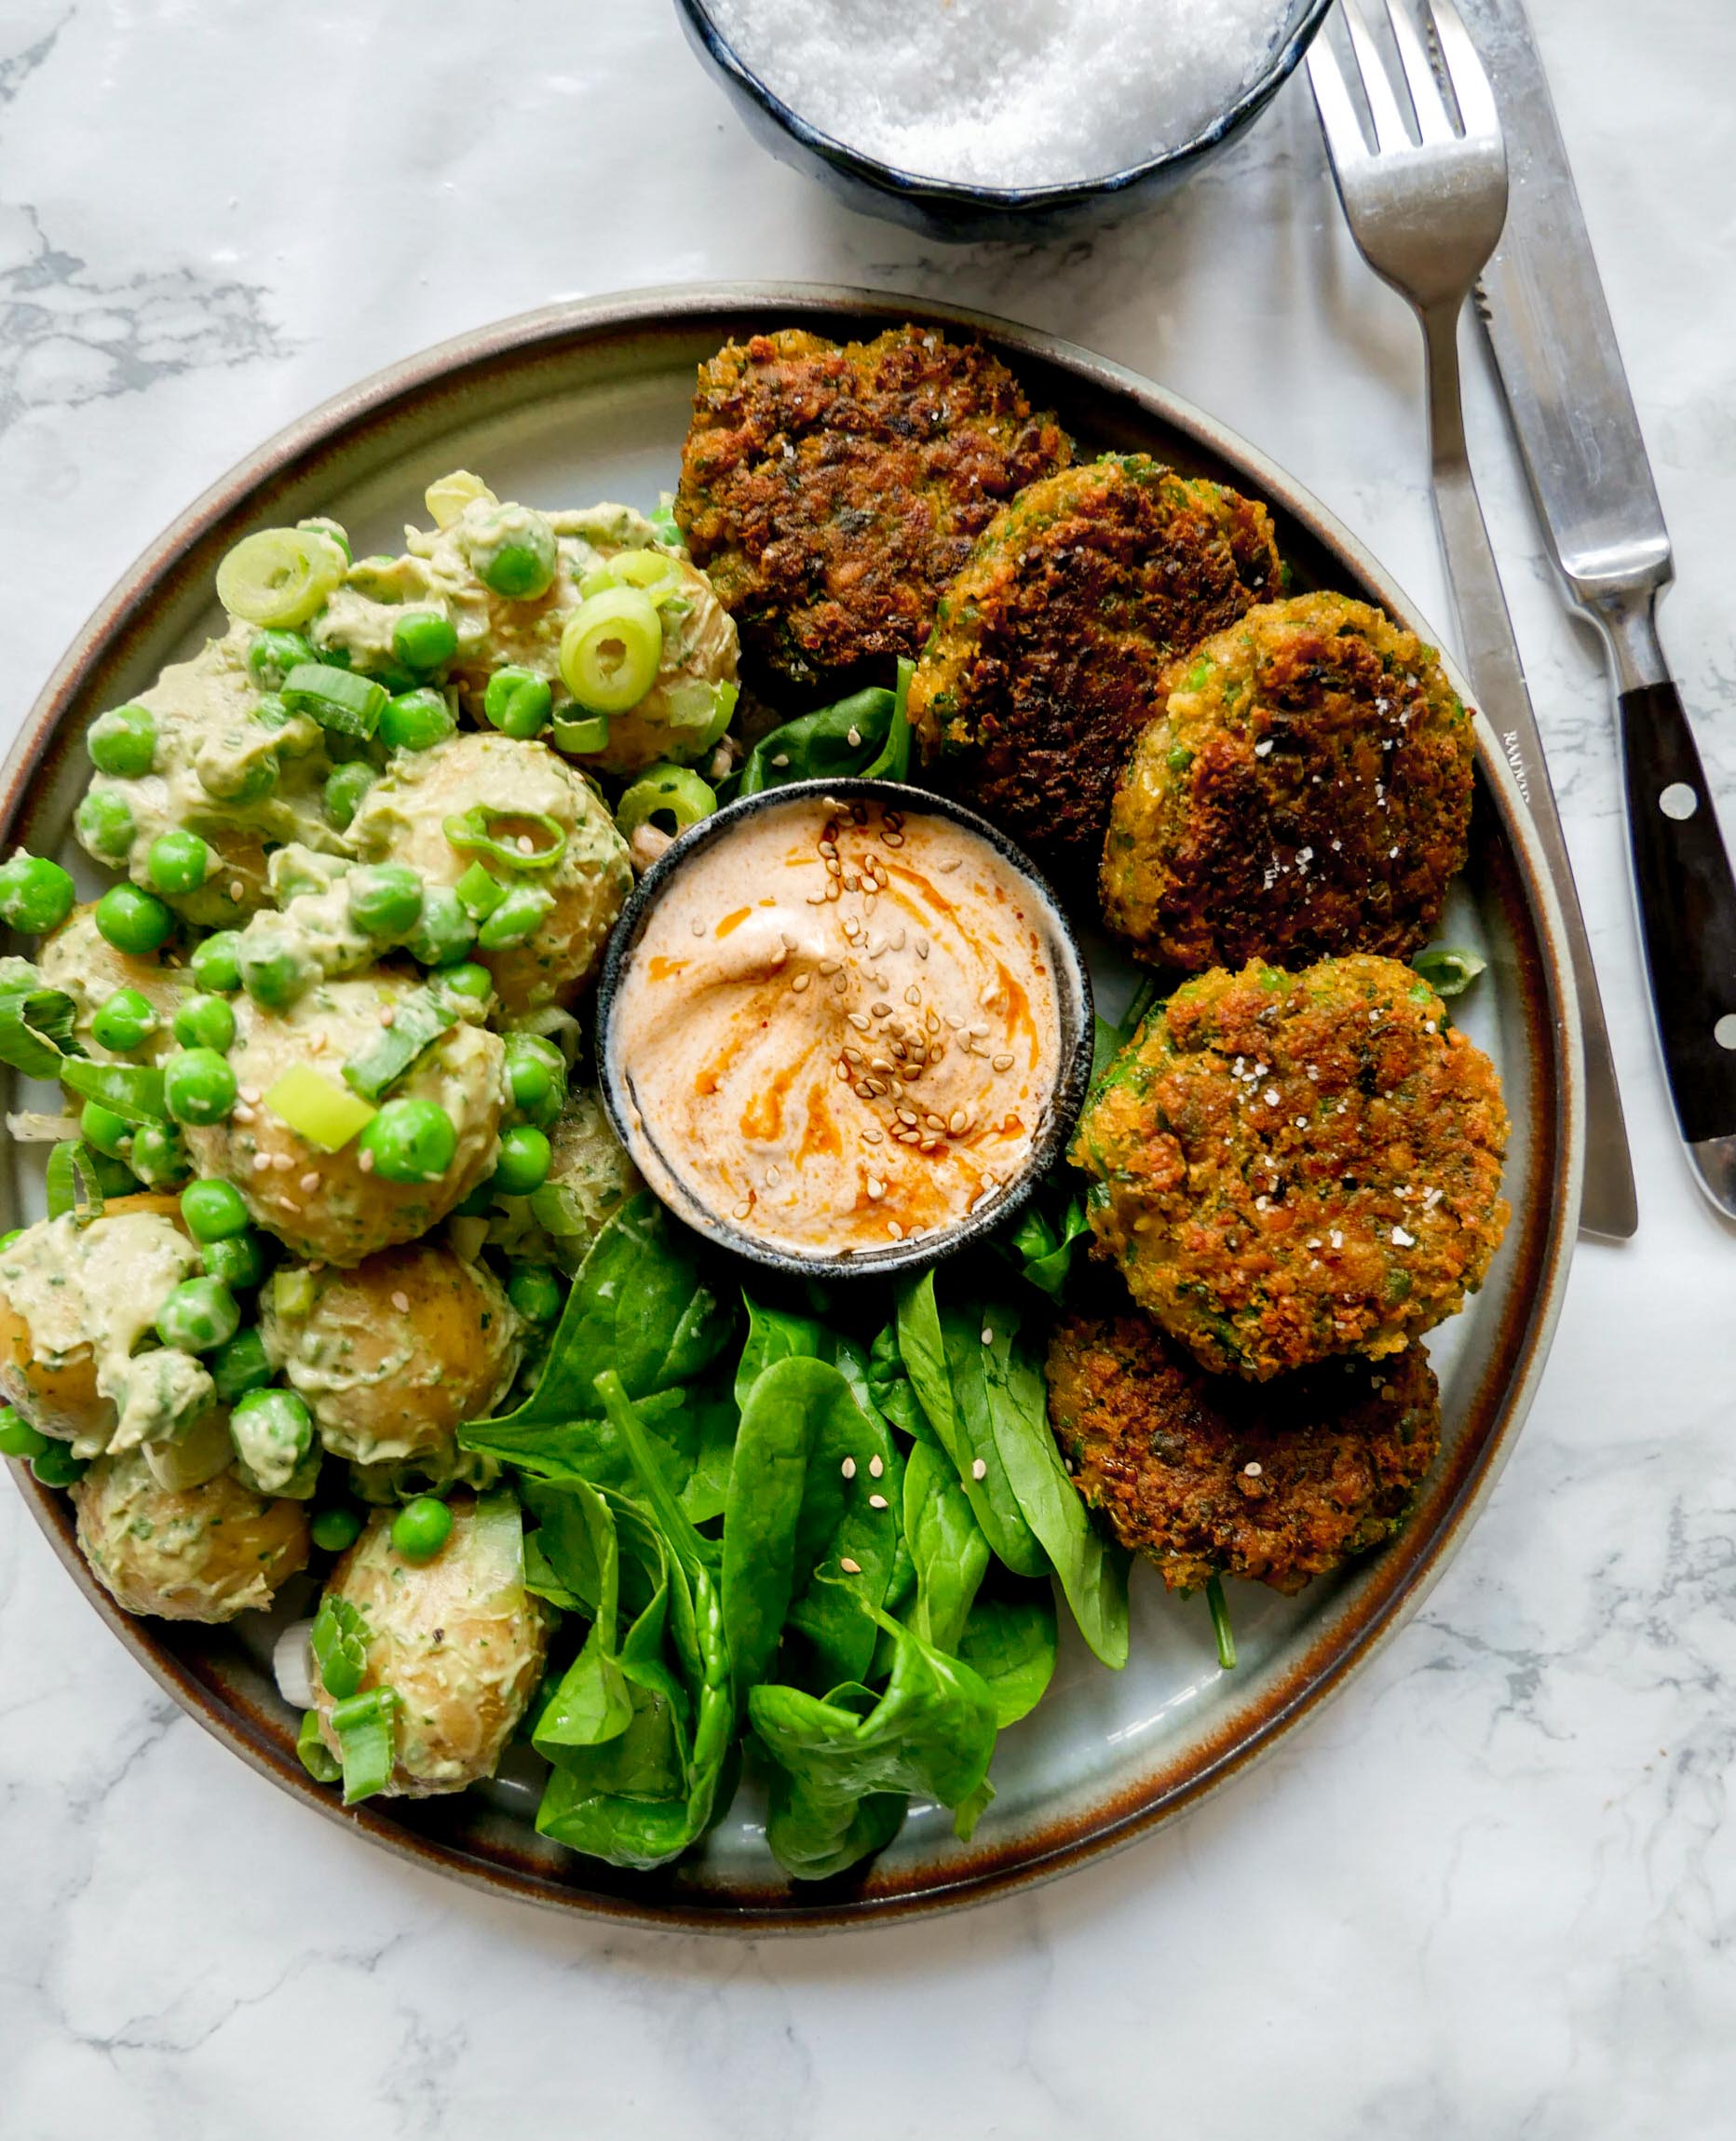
[{"x1": 1419, "y1": 299, "x2": 1638, "y2": 1240}]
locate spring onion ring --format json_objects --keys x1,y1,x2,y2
[
  {"x1": 215, "y1": 529, "x2": 346, "y2": 629},
  {"x1": 559, "y1": 587, "x2": 662, "y2": 715}
]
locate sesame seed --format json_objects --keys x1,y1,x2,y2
[
  {"x1": 866, "y1": 1177, "x2": 885, "y2": 1200},
  {"x1": 252, "y1": 1152, "x2": 272, "y2": 1173},
  {"x1": 391, "y1": 1289, "x2": 411, "y2": 1313},
  {"x1": 848, "y1": 1011, "x2": 872, "y2": 1032},
  {"x1": 239, "y1": 1086, "x2": 261, "y2": 1104},
  {"x1": 1266, "y1": 1087, "x2": 1281, "y2": 1106},
  {"x1": 897, "y1": 1106, "x2": 918, "y2": 1125},
  {"x1": 1255, "y1": 738, "x2": 1274, "y2": 757},
  {"x1": 938, "y1": 857, "x2": 960, "y2": 873},
  {"x1": 916, "y1": 939, "x2": 929, "y2": 960},
  {"x1": 272, "y1": 1152, "x2": 294, "y2": 1172},
  {"x1": 868, "y1": 1492, "x2": 888, "y2": 1511},
  {"x1": 871, "y1": 1000, "x2": 892, "y2": 1018},
  {"x1": 232, "y1": 1104, "x2": 255, "y2": 1126},
  {"x1": 842, "y1": 1457, "x2": 857, "y2": 1478},
  {"x1": 692, "y1": 919, "x2": 705, "y2": 937},
  {"x1": 771, "y1": 752, "x2": 790, "y2": 767},
  {"x1": 887, "y1": 1219, "x2": 903, "y2": 1238},
  {"x1": 299, "y1": 1170, "x2": 319, "y2": 1193},
  {"x1": 843, "y1": 1046, "x2": 864, "y2": 1063},
  {"x1": 792, "y1": 972, "x2": 811, "y2": 993},
  {"x1": 734, "y1": 1200, "x2": 752, "y2": 1219},
  {"x1": 359, "y1": 1149, "x2": 375, "y2": 1172},
  {"x1": 950, "y1": 1110, "x2": 969, "y2": 1133},
  {"x1": 846, "y1": 726, "x2": 861, "y2": 748},
  {"x1": 379, "y1": 1007, "x2": 396, "y2": 1027},
  {"x1": 992, "y1": 1053, "x2": 1014, "y2": 1072},
  {"x1": 981, "y1": 1325, "x2": 994, "y2": 1345},
  {"x1": 969, "y1": 1023, "x2": 990, "y2": 1039},
  {"x1": 837, "y1": 1062, "x2": 851, "y2": 1080},
  {"x1": 766, "y1": 1165, "x2": 780, "y2": 1186},
  {"x1": 1243, "y1": 1461, "x2": 1263, "y2": 1477},
  {"x1": 862, "y1": 1129, "x2": 883, "y2": 1144},
  {"x1": 971, "y1": 1458, "x2": 988, "y2": 1480},
  {"x1": 819, "y1": 959, "x2": 841, "y2": 976},
  {"x1": 840, "y1": 1558, "x2": 862, "y2": 1575},
  {"x1": 869, "y1": 1455, "x2": 884, "y2": 1478}
]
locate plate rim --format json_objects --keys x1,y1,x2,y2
[{"x1": 0, "y1": 281, "x2": 1585, "y2": 1932}]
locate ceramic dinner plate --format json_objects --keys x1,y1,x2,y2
[{"x1": 0, "y1": 286, "x2": 1582, "y2": 1931}]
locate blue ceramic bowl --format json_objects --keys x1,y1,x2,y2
[{"x1": 673, "y1": 0, "x2": 1332, "y2": 241}]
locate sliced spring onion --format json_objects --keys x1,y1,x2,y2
[
  {"x1": 528, "y1": 1182, "x2": 589, "y2": 1237},
  {"x1": 310, "y1": 1592, "x2": 369, "y2": 1701},
  {"x1": 442, "y1": 805, "x2": 568, "y2": 874},
  {"x1": 59, "y1": 1058, "x2": 169, "y2": 1123},
  {"x1": 1411, "y1": 945, "x2": 1487, "y2": 999},
  {"x1": 558, "y1": 586, "x2": 662, "y2": 714},
  {"x1": 425, "y1": 469, "x2": 495, "y2": 529},
  {"x1": 215, "y1": 529, "x2": 346, "y2": 629},
  {"x1": 273, "y1": 1266, "x2": 317, "y2": 1321},
  {"x1": 263, "y1": 1064, "x2": 377, "y2": 1152},
  {"x1": 550, "y1": 711, "x2": 610, "y2": 755},
  {"x1": 615, "y1": 763, "x2": 716, "y2": 840},
  {"x1": 664, "y1": 677, "x2": 738, "y2": 752},
  {"x1": 296, "y1": 1709, "x2": 341, "y2": 1783},
  {"x1": 45, "y1": 1139, "x2": 105, "y2": 1222},
  {"x1": 454, "y1": 862, "x2": 507, "y2": 918},
  {"x1": 0, "y1": 982, "x2": 77, "y2": 1079},
  {"x1": 332, "y1": 1686, "x2": 399, "y2": 1804},
  {"x1": 281, "y1": 661, "x2": 388, "y2": 740},
  {"x1": 341, "y1": 987, "x2": 456, "y2": 1103}
]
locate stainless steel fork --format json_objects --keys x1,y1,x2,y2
[{"x1": 1309, "y1": 0, "x2": 1637, "y2": 1240}]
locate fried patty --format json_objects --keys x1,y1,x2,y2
[
  {"x1": 1071, "y1": 955, "x2": 1510, "y2": 1380},
  {"x1": 1046, "y1": 1309, "x2": 1440, "y2": 1593},
  {"x1": 675, "y1": 326, "x2": 1071, "y2": 705},
  {"x1": 1101, "y1": 592, "x2": 1474, "y2": 970},
  {"x1": 907, "y1": 455, "x2": 1282, "y2": 888}
]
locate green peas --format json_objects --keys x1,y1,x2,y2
[
  {"x1": 95, "y1": 884, "x2": 174, "y2": 955},
  {"x1": 505, "y1": 1033, "x2": 565, "y2": 1127},
  {"x1": 483, "y1": 665, "x2": 553, "y2": 739},
  {"x1": 391, "y1": 610, "x2": 458, "y2": 673},
  {"x1": 87, "y1": 704, "x2": 157, "y2": 778},
  {"x1": 202, "y1": 1230, "x2": 265, "y2": 1292},
  {"x1": 31, "y1": 1444, "x2": 87, "y2": 1487},
  {"x1": 346, "y1": 862, "x2": 424, "y2": 940},
  {"x1": 476, "y1": 885, "x2": 553, "y2": 950},
  {"x1": 76, "y1": 789, "x2": 135, "y2": 862},
  {"x1": 232, "y1": 1383, "x2": 311, "y2": 1456},
  {"x1": 391, "y1": 1495, "x2": 453, "y2": 1562},
  {"x1": 163, "y1": 1047, "x2": 237, "y2": 1126},
  {"x1": 79, "y1": 1100, "x2": 133, "y2": 1159},
  {"x1": 379, "y1": 687, "x2": 456, "y2": 753},
  {"x1": 0, "y1": 1407, "x2": 49, "y2": 1459},
  {"x1": 323, "y1": 760, "x2": 376, "y2": 830},
  {"x1": 506, "y1": 1260, "x2": 563, "y2": 1325},
  {"x1": 470, "y1": 508, "x2": 557, "y2": 602},
  {"x1": 0, "y1": 852, "x2": 75, "y2": 934},
  {"x1": 173, "y1": 992, "x2": 237, "y2": 1052},
  {"x1": 146, "y1": 830, "x2": 214, "y2": 897},
  {"x1": 311, "y1": 1505, "x2": 363, "y2": 1553},
  {"x1": 180, "y1": 1175, "x2": 250, "y2": 1241},
  {"x1": 406, "y1": 885, "x2": 476, "y2": 969},
  {"x1": 129, "y1": 1121, "x2": 191, "y2": 1187},
  {"x1": 91, "y1": 986, "x2": 159, "y2": 1054},
  {"x1": 188, "y1": 930, "x2": 244, "y2": 994},
  {"x1": 358, "y1": 1097, "x2": 457, "y2": 1184},
  {"x1": 489, "y1": 1123, "x2": 551, "y2": 1197},
  {"x1": 240, "y1": 934, "x2": 306, "y2": 1011},
  {"x1": 156, "y1": 1276, "x2": 240, "y2": 1353},
  {"x1": 439, "y1": 961, "x2": 494, "y2": 1006},
  {"x1": 247, "y1": 629, "x2": 316, "y2": 690},
  {"x1": 210, "y1": 1325, "x2": 273, "y2": 1403}
]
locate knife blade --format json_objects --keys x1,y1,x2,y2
[{"x1": 1464, "y1": 0, "x2": 1736, "y2": 1223}]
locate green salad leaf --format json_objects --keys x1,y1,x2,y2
[
  {"x1": 902, "y1": 1439, "x2": 989, "y2": 1655},
  {"x1": 732, "y1": 659, "x2": 914, "y2": 797},
  {"x1": 1411, "y1": 944, "x2": 1487, "y2": 999},
  {"x1": 959, "y1": 1586, "x2": 1059, "y2": 1728}
]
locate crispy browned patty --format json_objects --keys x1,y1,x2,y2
[
  {"x1": 1102, "y1": 592, "x2": 1475, "y2": 970},
  {"x1": 908, "y1": 455, "x2": 1282, "y2": 888},
  {"x1": 1047, "y1": 1308, "x2": 1440, "y2": 1593},
  {"x1": 1072, "y1": 955, "x2": 1510, "y2": 1379},
  {"x1": 675, "y1": 326, "x2": 1071, "y2": 706}
]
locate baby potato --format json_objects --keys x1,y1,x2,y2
[
  {"x1": 183, "y1": 969, "x2": 506, "y2": 1267},
  {"x1": 73, "y1": 1447, "x2": 310, "y2": 1620},
  {"x1": 310, "y1": 1492, "x2": 550, "y2": 1795},
  {"x1": 0, "y1": 1200, "x2": 199, "y2": 1452},
  {"x1": 38, "y1": 905, "x2": 185, "y2": 1064},
  {"x1": 262, "y1": 1240, "x2": 521, "y2": 1472}
]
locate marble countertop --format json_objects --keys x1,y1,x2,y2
[{"x1": 3, "y1": 2, "x2": 1732, "y2": 2133}]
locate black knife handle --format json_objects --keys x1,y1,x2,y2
[{"x1": 1620, "y1": 676, "x2": 1736, "y2": 1143}]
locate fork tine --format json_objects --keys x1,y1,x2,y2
[
  {"x1": 1306, "y1": 33, "x2": 1372, "y2": 172},
  {"x1": 1340, "y1": 0, "x2": 1415, "y2": 153},
  {"x1": 1423, "y1": 0, "x2": 1501, "y2": 140},
  {"x1": 1382, "y1": 0, "x2": 1455, "y2": 143}
]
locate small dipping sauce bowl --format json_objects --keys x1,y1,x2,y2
[
  {"x1": 597, "y1": 779, "x2": 1093, "y2": 1279},
  {"x1": 673, "y1": 0, "x2": 1331, "y2": 242}
]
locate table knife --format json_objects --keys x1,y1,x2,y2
[{"x1": 1463, "y1": 0, "x2": 1736, "y2": 1224}]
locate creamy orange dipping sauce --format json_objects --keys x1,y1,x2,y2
[{"x1": 607, "y1": 794, "x2": 1065, "y2": 1259}]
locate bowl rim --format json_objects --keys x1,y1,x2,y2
[
  {"x1": 0, "y1": 281, "x2": 1585, "y2": 1932},
  {"x1": 593, "y1": 775, "x2": 1096, "y2": 1280},
  {"x1": 674, "y1": 0, "x2": 1335, "y2": 211}
]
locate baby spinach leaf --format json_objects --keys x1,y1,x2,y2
[
  {"x1": 958, "y1": 1588, "x2": 1058, "y2": 1728},
  {"x1": 734, "y1": 686, "x2": 898, "y2": 797},
  {"x1": 677, "y1": 1375, "x2": 739, "y2": 1524},
  {"x1": 861, "y1": 657, "x2": 915, "y2": 780},
  {"x1": 1005, "y1": 1193, "x2": 1091, "y2": 1300},
  {"x1": 903, "y1": 1439, "x2": 990, "y2": 1655},
  {"x1": 749, "y1": 1603, "x2": 998, "y2": 1882},
  {"x1": 867, "y1": 1320, "x2": 935, "y2": 1443},
  {"x1": 521, "y1": 1473, "x2": 616, "y2": 1614},
  {"x1": 971, "y1": 1308, "x2": 1130, "y2": 1670},
  {"x1": 723, "y1": 1356, "x2": 899, "y2": 1704}
]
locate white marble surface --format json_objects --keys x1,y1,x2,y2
[{"x1": 3, "y1": 3, "x2": 1734, "y2": 2134}]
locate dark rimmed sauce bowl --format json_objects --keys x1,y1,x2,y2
[
  {"x1": 595, "y1": 777, "x2": 1094, "y2": 1280},
  {"x1": 672, "y1": 0, "x2": 1333, "y2": 243}
]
